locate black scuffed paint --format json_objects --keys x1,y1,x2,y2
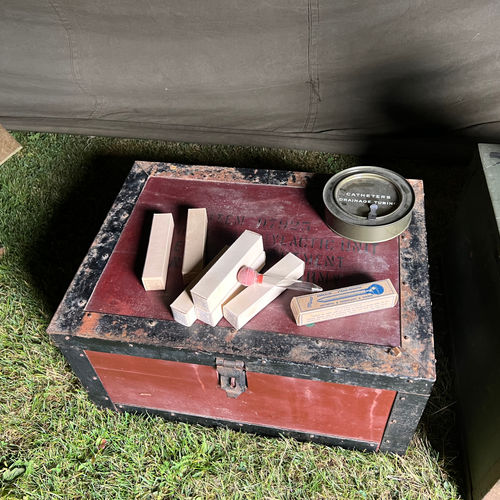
[
  {"x1": 399, "y1": 195, "x2": 435, "y2": 378},
  {"x1": 54, "y1": 341, "x2": 115, "y2": 410},
  {"x1": 231, "y1": 167, "x2": 294, "y2": 185},
  {"x1": 379, "y1": 392, "x2": 429, "y2": 454},
  {"x1": 49, "y1": 164, "x2": 148, "y2": 333},
  {"x1": 262, "y1": 168, "x2": 294, "y2": 185}
]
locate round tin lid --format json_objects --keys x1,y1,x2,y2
[{"x1": 323, "y1": 166, "x2": 415, "y2": 243}]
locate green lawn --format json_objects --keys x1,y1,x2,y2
[{"x1": 0, "y1": 132, "x2": 461, "y2": 498}]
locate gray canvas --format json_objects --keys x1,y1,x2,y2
[{"x1": 1, "y1": 1, "x2": 500, "y2": 155}]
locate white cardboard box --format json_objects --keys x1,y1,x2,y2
[{"x1": 291, "y1": 279, "x2": 398, "y2": 326}]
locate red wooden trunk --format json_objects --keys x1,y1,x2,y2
[{"x1": 47, "y1": 162, "x2": 435, "y2": 454}]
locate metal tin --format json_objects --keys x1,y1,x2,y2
[{"x1": 323, "y1": 166, "x2": 415, "y2": 243}]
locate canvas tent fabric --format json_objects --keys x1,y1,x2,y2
[{"x1": 1, "y1": 0, "x2": 500, "y2": 156}]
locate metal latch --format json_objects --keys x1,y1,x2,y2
[{"x1": 216, "y1": 358, "x2": 247, "y2": 398}]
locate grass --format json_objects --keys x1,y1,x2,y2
[{"x1": 0, "y1": 131, "x2": 462, "y2": 498}]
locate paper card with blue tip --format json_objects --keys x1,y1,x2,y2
[{"x1": 290, "y1": 279, "x2": 398, "y2": 326}]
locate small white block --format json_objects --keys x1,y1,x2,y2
[
  {"x1": 141, "y1": 213, "x2": 174, "y2": 291},
  {"x1": 223, "y1": 253, "x2": 305, "y2": 330},
  {"x1": 182, "y1": 208, "x2": 208, "y2": 285},
  {"x1": 195, "y1": 251, "x2": 266, "y2": 327},
  {"x1": 170, "y1": 290, "x2": 197, "y2": 326},
  {"x1": 190, "y1": 230, "x2": 263, "y2": 312},
  {"x1": 170, "y1": 246, "x2": 229, "y2": 327}
]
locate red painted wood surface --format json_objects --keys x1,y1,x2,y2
[
  {"x1": 87, "y1": 350, "x2": 396, "y2": 444},
  {"x1": 87, "y1": 176, "x2": 401, "y2": 346}
]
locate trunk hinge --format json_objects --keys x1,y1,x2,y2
[{"x1": 216, "y1": 358, "x2": 247, "y2": 398}]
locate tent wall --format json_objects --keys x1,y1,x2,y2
[{"x1": 1, "y1": 1, "x2": 500, "y2": 157}]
